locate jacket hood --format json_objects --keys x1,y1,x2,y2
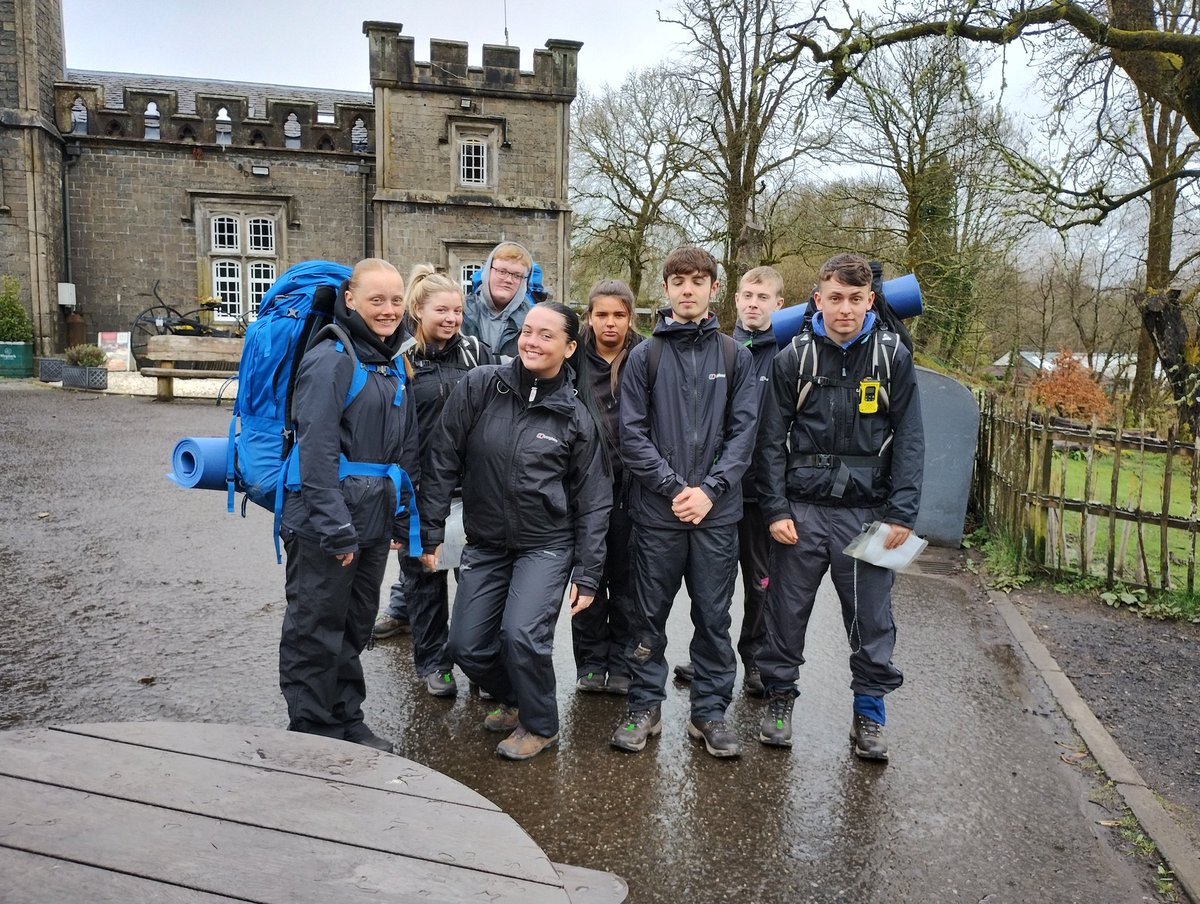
[
  {"x1": 812, "y1": 310, "x2": 877, "y2": 348},
  {"x1": 478, "y1": 245, "x2": 533, "y2": 318},
  {"x1": 651, "y1": 308, "x2": 721, "y2": 339},
  {"x1": 734, "y1": 321, "x2": 777, "y2": 350},
  {"x1": 495, "y1": 358, "x2": 579, "y2": 414}
]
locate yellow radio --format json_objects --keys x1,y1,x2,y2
[{"x1": 859, "y1": 379, "x2": 880, "y2": 414}]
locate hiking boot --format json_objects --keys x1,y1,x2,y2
[
  {"x1": 673, "y1": 661, "x2": 695, "y2": 683},
  {"x1": 743, "y1": 666, "x2": 766, "y2": 698},
  {"x1": 609, "y1": 705, "x2": 662, "y2": 752},
  {"x1": 496, "y1": 725, "x2": 559, "y2": 761},
  {"x1": 484, "y1": 704, "x2": 520, "y2": 733},
  {"x1": 470, "y1": 681, "x2": 495, "y2": 701},
  {"x1": 424, "y1": 670, "x2": 457, "y2": 698},
  {"x1": 758, "y1": 691, "x2": 794, "y2": 747},
  {"x1": 576, "y1": 670, "x2": 607, "y2": 693},
  {"x1": 603, "y1": 673, "x2": 631, "y2": 695},
  {"x1": 850, "y1": 712, "x2": 889, "y2": 762},
  {"x1": 372, "y1": 614, "x2": 411, "y2": 639},
  {"x1": 344, "y1": 723, "x2": 394, "y2": 753},
  {"x1": 686, "y1": 718, "x2": 742, "y2": 758}
]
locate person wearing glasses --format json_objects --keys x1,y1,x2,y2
[{"x1": 462, "y1": 242, "x2": 535, "y2": 359}]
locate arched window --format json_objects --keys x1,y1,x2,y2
[
  {"x1": 351, "y1": 117, "x2": 368, "y2": 154},
  {"x1": 144, "y1": 102, "x2": 160, "y2": 140},
  {"x1": 70, "y1": 96, "x2": 88, "y2": 135},
  {"x1": 283, "y1": 112, "x2": 301, "y2": 149},
  {"x1": 317, "y1": 134, "x2": 334, "y2": 151},
  {"x1": 106, "y1": 120, "x2": 123, "y2": 137},
  {"x1": 215, "y1": 107, "x2": 232, "y2": 146},
  {"x1": 179, "y1": 125, "x2": 196, "y2": 144}
]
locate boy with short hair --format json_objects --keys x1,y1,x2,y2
[
  {"x1": 755, "y1": 252, "x2": 923, "y2": 761},
  {"x1": 610, "y1": 246, "x2": 758, "y2": 758},
  {"x1": 674, "y1": 266, "x2": 785, "y2": 696}
]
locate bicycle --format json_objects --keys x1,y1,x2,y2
[{"x1": 130, "y1": 281, "x2": 249, "y2": 371}]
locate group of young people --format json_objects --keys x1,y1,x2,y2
[{"x1": 278, "y1": 240, "x2": 923, "y2": 764}]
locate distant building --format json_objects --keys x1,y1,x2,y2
[
  {"x1": 0, "y1": 1, "x2": 581, "y2": 354},
  {"x1": 990, "y1": 350, "x2": 1157, "y2": 389}
]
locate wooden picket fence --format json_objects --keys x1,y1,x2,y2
[{"x1": 974, "y1": 394, "x2": 1200, "y2": 593}]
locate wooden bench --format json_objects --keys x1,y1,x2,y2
[{"x1": 142, "y1": 335, "x2": 243, "y2": 401}]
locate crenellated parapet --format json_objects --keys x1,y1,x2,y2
[
  {"x1": 362, "y1": 21, "x2": 582, "y2": 100},
  {"x1": 52, "y1": 76, "x2": 375, "y2": 154}
]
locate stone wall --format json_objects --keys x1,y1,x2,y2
[{"x1": 64, "y1": 139, "x2": 371, "y2": 336}]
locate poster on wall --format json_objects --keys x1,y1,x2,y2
[{"x1": 98, "y1": 331, "x2": 131, "y2": 371}]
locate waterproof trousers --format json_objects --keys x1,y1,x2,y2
[
  {"x1": 400, "y1": 554, "x2": 451, "y2": 678},
  {"x1": 626, "y1": 522, "x2": 739, "y2": 722},
  {"x1": 570, "y1": 504, "x2": 634, "y2": 679},
  {"x1": 280, "y1": 533, "x2": 390, "y2": 738},
  {"x1": 736, "y1": 501, "x2": 770, "y2": 669},
  {"x1": 757, "y1": 502, "x2": 904, "y2": 697},
  {"x1": 447, "y1": 543, "x2": 572, "y2": 737}
]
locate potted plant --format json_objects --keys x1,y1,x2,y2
[
  {"x1": 0, "y1": 275, "x2": 34, "y2": 378},
  {"x1": 62, "y1": 343, "x2": 109, "y2": 390}
]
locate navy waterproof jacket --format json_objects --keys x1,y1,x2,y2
[
  {"x1": 419, "y1": 360, "x2": 612, "y2": 594},
  {"x1": 619, "y1": 309, "x2": 758, "y2": 530},
  {"x1": 755, "y1": 325, "x2": 923, "y2": 527}
]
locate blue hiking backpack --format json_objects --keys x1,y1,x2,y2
[{"x1": 225, "y1": 260, "x2": 421, "y2": 561}]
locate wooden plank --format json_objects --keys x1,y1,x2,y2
[
  {"x1": 552, "y1": 863, "x2": 629, "y2": 904},
  {"x1": 141, "y1": 368, "x2": 239, "y2": 380},
  {"x1": 49, "y1": 723, "x2": 500, "y2": 810},
  {"x1": 0, "y1": 847, "x2": 241, "y2": 903},
  {"x1": 0, "y1": 729, "x2": 557, "y2": 885},
  {"x1": 0, "y1": 777, "x2": 569, "y2": 904},
  {"x1": 146, "y1": 335, "x2": 244, "y2": 361}
]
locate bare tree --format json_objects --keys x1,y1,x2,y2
[
  {"x1": 664, "y1": 0, "x2": 821, "y2": 324},
  {"x1": 570, "y1": 67, "x2": 700, "y2": 302}
]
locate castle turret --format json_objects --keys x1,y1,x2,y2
[{"x1": 0, "y1": 0, "x2": 68, "y2": 354}]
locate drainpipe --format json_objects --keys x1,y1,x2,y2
[{"x1": 357, "y1": 160, "x2": 372, "y2": 259}]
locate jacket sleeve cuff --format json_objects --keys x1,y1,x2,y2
[{"x1": 569, "y1": 566, "x2": 600, "y2": 595}]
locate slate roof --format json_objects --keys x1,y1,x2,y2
[{"x1": 64, "y1": 69, "x2": 372, "y2": 116}]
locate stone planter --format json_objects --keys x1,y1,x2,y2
[
  {"x1": 38, "y1": 357, "x2": 65, "y2": 382},
  {"x1": 61, "y1": 363, "x2": 108, "y2": 391},
  {"x1": 0, "y1": 341, "x2": 33, "y2": 377}
]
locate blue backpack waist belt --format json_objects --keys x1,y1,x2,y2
[{"x1": 275, "y1": 451, "x2": 422, "y2": 561}]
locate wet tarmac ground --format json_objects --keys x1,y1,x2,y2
[{"x1": 0, "y1": 385, "x2": 1163, "y2": 902}]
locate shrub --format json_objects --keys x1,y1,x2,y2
[
  {"x1": 0, "y1": 275, "x2": 33, "y2": 343},
  {"x1": 64, "y1": 343, "x2": 108, "y2": 367},
  {"x1": 1033, "y1": 348, "x2": 1110, "y2": 421}
]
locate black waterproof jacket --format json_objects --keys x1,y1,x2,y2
[
  {"x1": 755, "y1": 325, "x2": 923, "y2": 527},
  {"x1": 582, "y1": 331, "x2": 644, "y2": 486},
  {"x1": 619, "y1": 309, "x2": 758, "y2": 530},
  {"x1": 407, "y1": 332, "x2": 497, "y2": 467},
  {"x1": 732, "y1": 321, "x2": 779, "y2": 504},
  {"x1": 280, "y1": 310, "x2": 421, "y2": 556},
  {"x1": 419, "y1": 360, "x2": 612, "y2": 593}
]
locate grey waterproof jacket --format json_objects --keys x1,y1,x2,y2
[
  {"x1": 419, "y1": 361, "x2": 612, "y2": 594},
  {"x1": 619, "y1": 310, "x2": 758, "y2": 530},
  {"x1": 280, "y1": 329, "x2": 421, "y2": 556},
  {"x1": 756, "y1": 325, "x2": 923, "y2": 527}
]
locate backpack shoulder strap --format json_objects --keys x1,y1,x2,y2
[
  {"x1": 460, "y1": 334, "x2": 481, "y2": 369},
  {"x1": 718, "y1": 332, "x2": 739, "y2": 430},
  {"x1": 792, "y1": 330, "x2": 818, "y2": 412},
  {"x1": 645, "y1": 335, "x2": 664, "y2": 399},
  {"x1": 873, "y1": 329, "x2": 899, "y2": 410}
]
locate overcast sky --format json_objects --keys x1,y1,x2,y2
[{"x1": 60, "y1": 0, "x2": 682, "y2": 93}]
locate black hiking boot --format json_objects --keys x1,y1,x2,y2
[
  {"x1": 851, "y1": 712, "x2": 889, "y2": 762},
  {"x1": 610, "y1": 705, "x2": 662, "y2": 752},
  {"x1": 686, "y1": 718, "x2": 742, "y2": 758},
  {"x1": 673, "y1": 661, "x2": 695, "y2": 683},
  {"x1": 758, "y1": 691, "x2": 794, "y2": 747},
  {"x1": 743, "y1": 666, "x2": 766, "y2": 698}
]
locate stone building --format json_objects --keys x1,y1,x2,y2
[{"x1": 0, "y1": 0, "x2": 581, "y2": 355}]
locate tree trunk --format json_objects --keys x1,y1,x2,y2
[{"x1": 1136, "y1": 289, "x2": 1200, "y2": 436}]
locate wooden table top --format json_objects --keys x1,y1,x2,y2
[{"x1": 0, "y1": 722, "x2": 626, "y2": 904}]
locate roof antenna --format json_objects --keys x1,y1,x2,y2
[{"x1": 503, "y1": 0, "x2": 510, "y2": 45}]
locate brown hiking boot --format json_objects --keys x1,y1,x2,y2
[
  {"x1": 496, "y1": 725, "x2": 559, "y2": 760},
  {"x1": 483, "y1": 703, "x2": 519, "y2": 733}
]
